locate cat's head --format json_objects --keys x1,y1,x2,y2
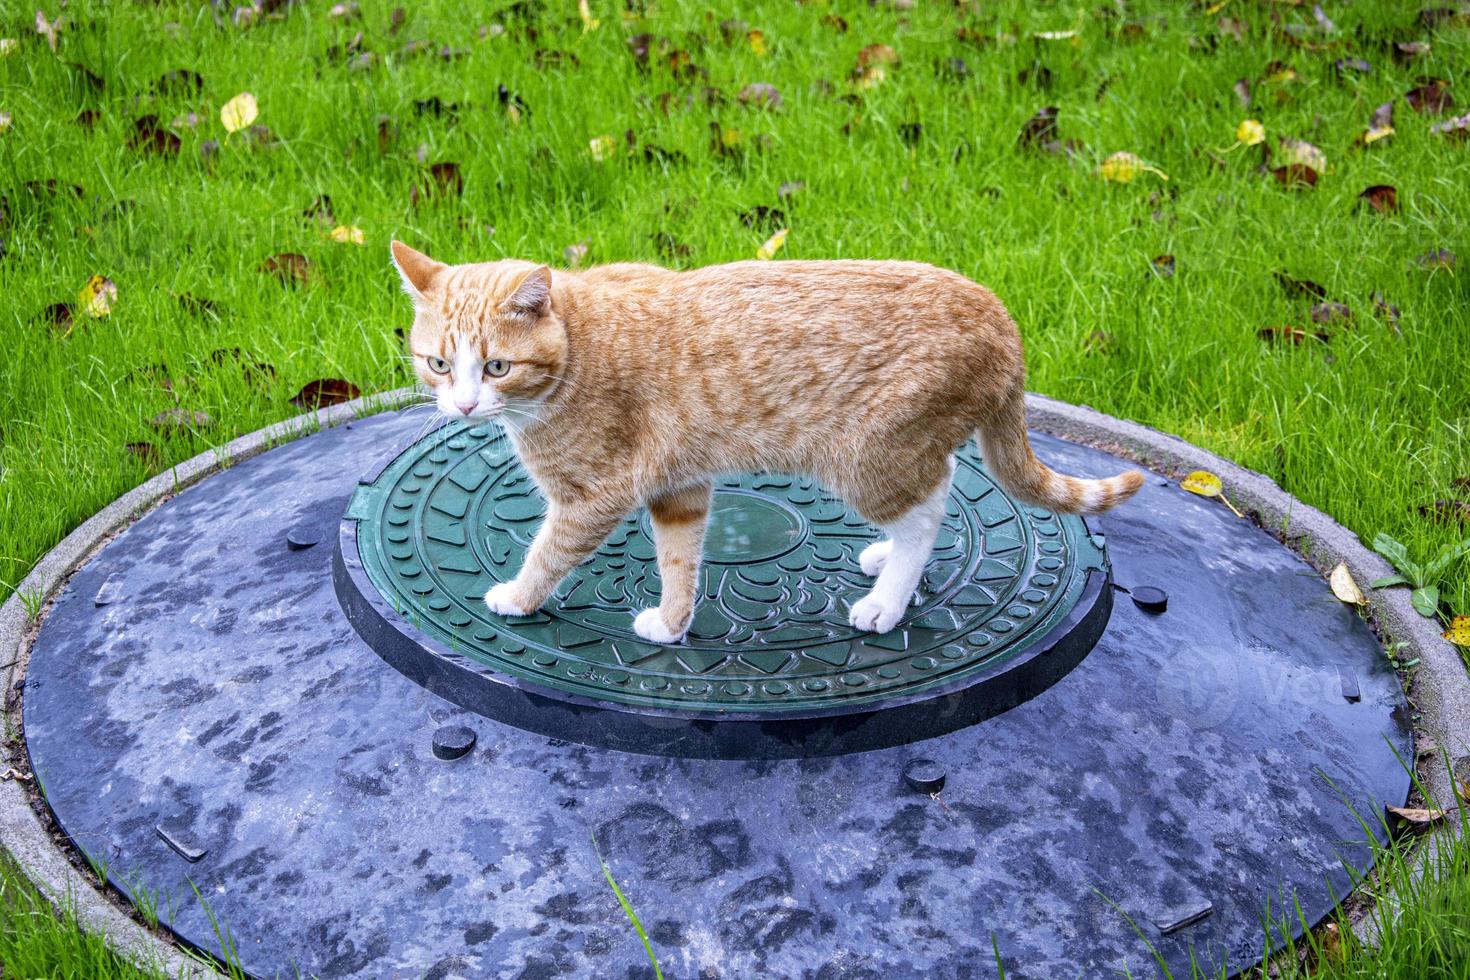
[{"x1": 390, "y1": 240, "x2": 568, "y2": 423}]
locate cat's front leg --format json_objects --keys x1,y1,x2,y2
[
  {"x1": 485, "y1": 497, "x2": 629, "y2": 617},
  {"x1": 633, "y1": 483, "x2": 713, "y2": 644}
]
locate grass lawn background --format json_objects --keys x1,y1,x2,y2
[{"x1": 1, "y1": 0, "x2": 1468, "y2": 976}]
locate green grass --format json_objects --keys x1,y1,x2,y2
[
  {"x1": 1, "y1": 0, "x2": 1468, "y2": 975},
  {"x1": 593, "y1": 832, "x2": 664, "y2": 980},
  {"x1": 0, "y1": 851, "x2": 175, "y2": 979}
]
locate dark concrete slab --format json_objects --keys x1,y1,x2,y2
[{"x1": 22, "y1": 409, "x2": 1411, "y2": 979}]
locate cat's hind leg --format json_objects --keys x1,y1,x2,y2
[
  {"x1": 847, "y1": 459, "x2": 953, "y2": 634},
  {"x1": 633, "y1": 482, "x2": 712, "y2": 644}
]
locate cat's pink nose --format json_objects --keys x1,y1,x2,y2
[{"x1": 454, "y1": 399, "x2": 476, "y2": 415}]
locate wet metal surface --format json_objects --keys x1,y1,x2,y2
[{"x1": 23, "y1": 409, "x2": 1410, "y2": 978}]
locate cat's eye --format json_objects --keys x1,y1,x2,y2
[
  {"x1": 426, "y1": 356, "x2": 450, "y2": 375},
  {"x1": 484, "y1": 359, "x2": 510, "y2": 378}
]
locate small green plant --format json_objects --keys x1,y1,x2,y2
[
  {"x1": 591, "y1": 833, "x2": 663, "y2": 980},
  {"x1": 187, "y1": 878, "x2": 246, "y2": 980},
  {"x1": 79, "y1": 848, "x2": 109, "y2": 885},
  {"x1": 124, "y1": 874, "x2": 160, "y2": 929},
  {"x1": 18, "y1": 588, "x2": 44, "y2": 624},
  {"x1": 1370, "y1": 533, "x2": 1470, "y2": 620},
  {"x1": 1383, "y1": 638, "x2": 1420, "y2": 674}
]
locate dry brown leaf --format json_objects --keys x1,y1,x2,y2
[
  {"x1": 430, "y1": 161, "x2": 463, "y2": 196},
  {"x1": 738, "y1": 83, "x2": 781, "y2": 109},
  {"x1": 1417, "y1": 248, "x2": 1457, "y2": 270},
  {"x1": 130, "y1": 115, "x2": 181, "y2": 156},
  {"x1": 303, "y1": 194, "x2": 336, "y2": 227},
  {"x1": 125, "y1": 441, "x2": 160, "y2": 465},
  {"x1": 1371, "y1": 291, "x2": 1402, "y2": 333},
  {"x1": 1274, "y1": 270, "x2": 1328, "y2": 299},
  {"x1": 1330, "y1": 563, "x2": 1366, "y2": 605},
  {"x1": 40, "y1": 302, "x2": 75, "y2": 334},
  {"x1": 1277, "y1": 137, "x2": 1326, "y2": 173},
  {"x1": 1258, "y1": 324, "x2": 1329, "y2": 345},
  {"x1": 1395, "y1": 41, "x2": 1431, "y2": 62},
  {"x1": 1431, "y1": 112, "x2": 1470, "y2": 141},
  {"x1": 563, "y1": 241, "x2": 590, "y2": 267},
  {"x1": 259, "y1": 252, "x2": 312, "y2": 285},
  {"x1": 290, "y1": 378, "x2": 361, "y2": 410},
  {"x1": 1271, "y1": 164, "x2": 1318, "y2": 188},
  {"x1": 1386, "y1": 805, "x2": 1447, "y2": 830},
  {"x1": 1018, "y1": 106, "x2": 1058, "y2": 149},
  {"x1": 1407, "y1": 79, "x2": 1453, "y2": 114},
  {"x1": 1419, "y1": 500, "x2": 1470, "y2": 524},
  {"x1": 857, "y1": 44, "x2": 899, "y2": 68},
  {"x1": 1359, "y1": 184, "x2": 1399, "y2": 213}
]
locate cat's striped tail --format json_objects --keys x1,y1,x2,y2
[{"x1": 977, "y1": 393, "x2": 1145, "y2": 515}]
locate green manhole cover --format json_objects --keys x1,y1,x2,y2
[{"x1": 335, "y1": 419, "x2": 1112, "y2": 757}]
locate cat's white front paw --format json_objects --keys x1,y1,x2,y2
[
  {"x1": 858, "y1": 540, "x2": 891, "y2": 577},
  {"x1": 849, "y1": 592, "x2": 905, "y2": 634},
  {"x1": 484, "y1": 582, "x2": 532, "y2": 617},
  {"x1": 633, "y1": 608, "x2": 687, "y2": 645}
]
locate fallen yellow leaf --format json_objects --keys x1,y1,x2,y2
[
  {"x1": 1317, "y1": 922, "x2": 1345, "y2": 965},
  {"x1": 1278, "y1": 138, "x2": 1326, "y2": 175},
  {"x1": 854, "y1": 66, "x2": 886, "y2": 91},
  {"x1": 757, "y1": 228, "x2": 788, "y2": 260},
  {"x1": 1443, "y1": 615, "x2": 1470, "y2": 648},
  {"x1": 78, "y1": 275, "x2": 116, "y2": 318},
  {"x1": 1363, "y1": 125, "x2": 1395, "y2": 144},
  {"x1": 577, "y1": 0, "x2": 599, "y2": 32},
  {"x1": 1097, "y1": 151, "x2": 1168, "y2": 183},
  {"x1": 1237, "y1": 119, "x2": 1264, "y2": 146},
  {"x1": 220, "y1": 91, "x2": 258, "y2": 134},
  {"x1": 748, "y1": 29, "x2": 767, "y2": 56},
  {"x1": 0, "y1": 38, "x2": 17, "y2": 57},
  {"x1": 329, "y1": 225, "x2": 365, "y2": 245},
  {"x1": 1181, "y1": 469, "x2": 1244, "y2": 518},
  {"x1": 588, "y1": 134, "x2": 617, "y2": 161},
  {"x1": 1330, "y1": 563, "x2": 1366, "y2": 605},
  {"x1": 1181, "y1": 471, "x2": 1222, "y2": 497}
]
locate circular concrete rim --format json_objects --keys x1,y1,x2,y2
[{"x1": 0, "y1": 390, "x2": 1463, "y2": 976}]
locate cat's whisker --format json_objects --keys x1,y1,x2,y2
[{"x1": 538, "y1": 373, "x2": 587, "y2": 398}]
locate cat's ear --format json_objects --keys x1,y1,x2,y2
[
  {"x1": 390, "y1": 240, "x2": 446, "y2": 302},
  {"x1": 503, "y1": 265, "x2": 552, "y2": 317}
]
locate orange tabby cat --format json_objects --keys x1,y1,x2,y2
[{"x1": 390, "y1": 241, "x2": 1143, "y2": 642}]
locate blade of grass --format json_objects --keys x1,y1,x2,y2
[{"x1": 591, "y1": 832, "x2": 663, "y2": 980}]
